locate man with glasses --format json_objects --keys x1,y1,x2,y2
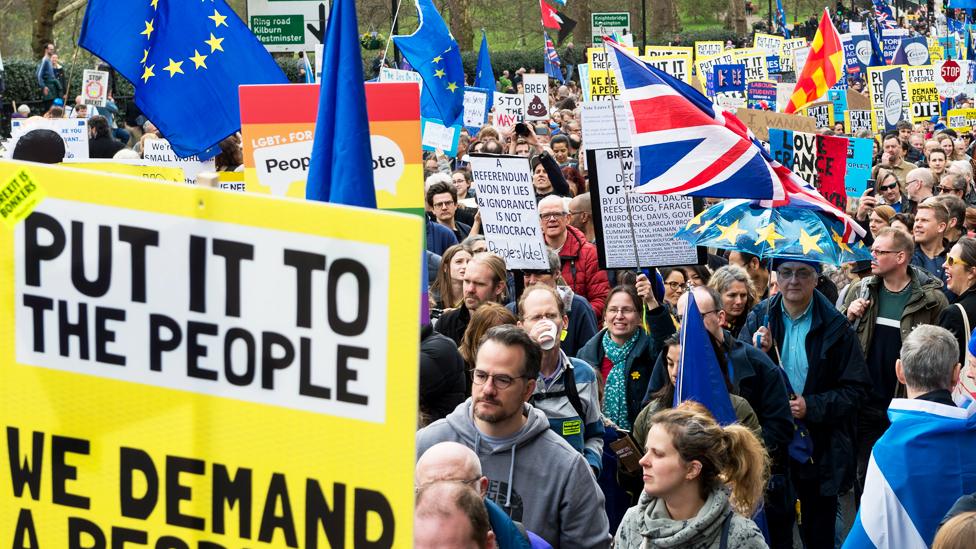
[
  {"x1": 937, "y1": 172, "x2": 967, "y2": 199},
  {"x1": 740, "y1": 259, "x2": 870, "y2": 549},
  {"x1": 416, "y1": 442, "x2": 534, "y2": 549},
  {"x1": 427, "y1": 181, "x2": 472, "y2": 244},
  {"x1": 538, "y1": 195, "x2": 610, "y2": 318},
  {"x1": 876, "y1": 169, "x2": 911, "y2": 213},
  {"x1": 517, "y1": 284, "x2": 603, "y2": 475},
  {"x1": 417, "y1": 325, "x2": 611, "y2": 548},
  {"x1": 842, "y1": 227, "x2": 947, "y2": 502},
  {"x1": 904, "y1": 167, "x2": 935, "y2": 213}
]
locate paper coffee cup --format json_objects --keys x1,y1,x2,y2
[{"x1": 538, "y1": 319, "x2": 558, "y2": 351}]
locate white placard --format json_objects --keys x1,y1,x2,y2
[
  {"x1": 590, "y1": 148, "x2": 698, "y2": 268},
  {"x1": 493, "y1": 92, "x2": 525, "y2": 133},
  {"x1": 469, "y1": 155, "x2": 548, "y2": 270},
  {"x1": 523, "y1": 74, "x2": 550, "y2": 121},
  {"x1": 10, "y1": 118, "x2": 90, "y2": 160},
  {"x1": 82, "y1": 70, "x2": 109, "y2": 107},
  {"x1": 143, "y1": 138, "x2": 216, "y2": 185},
  {"x1": 463, "y1": 88, "x2": 489, "y2": 129},
  {"x1": 378, "y1": 67, "x2": 423, "y2": 84},
  {"x1": 580, "y1": 102, "x2": 631, "y2": 150},
  {"x1": 421, "y1": 119, "x2": 459, "y2": 154}
]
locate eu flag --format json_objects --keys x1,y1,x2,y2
[
  {"x1": 393, "y1": 0, "x2": 465, "y2": 126},
  {"x1": 475, "y1": 30, "x2": 495, "y2": 112},
  {"x1": 305, "y1": 0, "x2": 376, "y2": 208},
  {"x1": 675, "y1": 291, "x2": 737, "y2": 425},
  {"x1": 79, "y1": 0, "x2": 286, "y2": 158}
]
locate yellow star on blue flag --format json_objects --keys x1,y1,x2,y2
[{"x1": 79, "y1": 0, "x2": 286, "y2": 158}]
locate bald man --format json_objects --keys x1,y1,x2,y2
[
  {"x1": 417, "y1": 443, "x2": 533, "y2": 549},
  {"x1": 416, "y1": 482, "x2": 497, "y2": 549},
  {"x1": 567, "y1": 193, "x2": 595, "y2": 243}
]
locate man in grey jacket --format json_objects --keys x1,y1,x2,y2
[{"x1": 416, "y1": 325, "x2": 610, "y2": 549}]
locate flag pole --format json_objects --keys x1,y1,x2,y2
[
  {"x1": 602, "y1": 32, "x2": 645, "y2": 273},
  {"x1": 380, "y1": 0, "x2": 404, "y2": 68}
]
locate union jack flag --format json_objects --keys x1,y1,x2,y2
[
  {"x1": 543, "y1": 31, "x2": 564, "y2": 83},
  {"x1": 872, "y1": 0, "x2": 897, "y2": 29},
  {"x1": 603, "y1": 39, "x2": 865, "y2": 241}
]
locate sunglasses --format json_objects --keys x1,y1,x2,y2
[
  {"x1": 939, "y1": 186, "x2": 960, "y2": 194},
  {"x1": 878, "y1": 182, "x2": 898, "y2": 191},
  {"x1": 947, "y1": 255, "x2": 971, "y2": 267}
]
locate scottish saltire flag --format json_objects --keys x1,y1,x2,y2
[
  {"x1": 776, "y1": 0, "x2": 791, "y2": 38},
  {"x1": 544, "y1": 32, "x2": 565, "y2": 84},
  {"x1": 306, "y1": 0, "x2": 375, "y2": 207},
  {"x1": 475, "y1": 30, "x2": 495, "y2": 112},
  {"x1": 393, "y1": 0, "x2": 465, "y2": 126},
  {"x1": 843, "y1": 399, "x2": 976, "y2": 548},
  {"x1": 79, "y1": 0, "x2": 286, "y2": 158},
  {"x1": 872, "y1": 0, "x2": 897, "y2": 29},
  {"x1": 675, "y1": 292, "x2": 737, "y2": 425},
  {"x1": 603, "y1": 40, "x2": 786, "y2": 201}
]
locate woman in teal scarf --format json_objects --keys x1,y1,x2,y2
[{"x1": 577, "y1": 275, "x2": 676, "y2": 428}]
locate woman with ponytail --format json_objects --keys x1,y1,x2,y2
[{"x1": 615, "y1": 401, "x2": 770, "y2": 548}]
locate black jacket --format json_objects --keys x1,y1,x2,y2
[
  {"x1": 88, "y1": 135, "x2": 125, "y2": 159},
  {"x1": 644, "y1": 330, "x2": 794, "y2": 469},
  {"x1": 575, "y1": 306, "x2": 675, "y2": 426},
  {"x1": 419, "y1": 324, "x2": 467, "y2": 422},
  {"x1": 738, "y1": 290, "x2": 870, "y2": 496},
  {"x1": 938, "y1": 286, "x2": 976, "y2": 365},
  {"x1": 435, "y1": 305, "x2": 471, "y2": 346}
]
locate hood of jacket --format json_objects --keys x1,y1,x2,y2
[
  {"x1": 559, "y1": 225, "x2": 589, "y2": 258},
  {"x1": 443, "y1": 398, "x2": 553, "y2": 454},
  {"x1": 632, "y1": 487, "x2": 732, "y2": 547}
]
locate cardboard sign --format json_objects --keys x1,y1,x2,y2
[
  {"x1": 493, "y1": 92, "x2": 525, "y2": 133},
  {"x1": 238, "y1": 83, "x2": 423, "y2": 211},
  {"x1": 845, "y1": 109, "x2": 873, "y2": 135},
  {"x1": 0, "y1": 159, "x2": 421, "y2": 545},
  {"x1": 908, "y1": 83, "x2": 941, "y2": 123},
  {"x1": 695, "y1": 41, "x2": 724, "y2": 60},
  {"x1": 580, "y1": 102, "x2": 631, "y2": 150},
  {"x1": 587, "y1": 148, "x2": 700, "y2": 269},
  {"x1": 81, "y1": 69, "x2": 109, "y2": 107},
  {"x1": 947, "y1": 108, "x2": 976, "y2": 133},
  {"x1": 735, "y1": 108, "x2": 816, "y2": 142},
  {"x1": 462, "y1": 87, "x2": 489, "y2": 132},
  {"x1": 9, "y1": 118, "x2": 89, "y2": 161},
  {"x1": 522, "y1": 74, "x2": 550, "y2": 121},
  {"x1": 468, "y1": 155, "x2": 548, "y2": 270},
  {"x1": 143, "y1": 138, "x2": 216, "y2": 186},
  {"x1": 747, "y1": 80, "x2": 778, "y2": 111}
]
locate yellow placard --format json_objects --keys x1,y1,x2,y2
[
  {"x1": 588, "y1": 46, "x2": 639, "y2": 100},
  {"x1": 643, "y1": 45, "x2": 693, "y2": 58},
  {"x1": 62, "y1": 161, "x2": 186, "y2": 183},
  {"x1": 908, "y1": 83, "x2": 941, "y2": 123},
  {"x1": 947, "y1": 108, "x2": 976, "y2": 132},
  {"x1": 0, "y1": 168, "x2": 46, "y2": 229},
  {"x1": 0, "y1": 160, "x2": 421, "y2": 546},
  {"x1": 638, "y1": 53, "x2": 694, "y2": 83},
  {"x1": 694, "y1": 41, "x2": 725, "y2": 60}
]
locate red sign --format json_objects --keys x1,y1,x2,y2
[{"x1": 942, "y1": 60, "x2": 961, "y2": 83}]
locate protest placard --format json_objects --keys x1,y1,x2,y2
[
  {"x1": 641, "y1": 53, "x2": 692, "y2": 83},
  {"x1": 817, "y1": 134, "x2": 849, "y2": 210},
  {"x1": 845, "y1": 109, "x2": 873, "y2": 134},
  {"x1": 463, "y1": 87, "x2": 489, "y2": 132},
  {"x1": 734, "y1": 108, "x2": 816, "y2": 142},
  {"x1": 580, "y1": 102, "x2": 631, "y2": 150},
  {"x1": 523, "y1": 74, "x2": 550, "y2": 121},
  {"x1": 947, "y1": 108, "x2": 976, "y2": 133},
  {"x1": 867, "y1": 65, "x2": 907, "y2": 132},
  {"x1": 713, "y1": 64, "x2": 746, "y2": 110},
  {"x1": 81, "y1": 69, "x2": 109, "y2": 107},
  {"x1": 895, "y1": 36, "x2": 931, "y2": 66},
  {"x1": 10, "y1": 118, "x2": 89, "y2": 161},
  {"x1": 588, "y1": 46, "x2": 638, "y2": 100},
  {"x1": 908, "y1": 83, "x2": 940, "y2": 123},
  {"x1": 143, "y1": 138, "x2": 216, "y2": 187},
  {"x1": 0, "y1": 159, "x2": 421, "y2": 546},
  {"x1": 929, "y1": 37, "x2": 944, "y2": 62},
  {"x1": 935, "y1": 59, "x2": 968, "y2": 98},
  {"x1": 695, "y1": 52, "x2": 736, "y2": 94},
  {"x1": 378, "y1": 67, "x2": 423, "y2": 84},
  {"x1": 828, "y1": 89, "x2": 847, "y2": 123},
  {"x1": 747, "y1": 80, "x2": 777, "y2": 110},
  {"x1": 802, "y1": 103, "x2": 834, "y2": 129},
  {"x1": 644, "y1": 45, "x2": 694, "y2": 58},
  {"x1": 695, "y1": 41, "x2": 724, "y2": 59},
  {"x1": 587, "y1": 148, "x2": 700, "y2": 269},
  {"x1": 753, "y1": 33, "x2": 784, "y2": 57},
  {"x1": 239, "y1": 83, "x2": 423, "y2": 211},
  {"x1": 469, "y1": 155, "x2": 548, "y2": 269},
  {"x1": 793, "y1": 46, "x2": 811, "y2": 76},
  {"x1": 493, "y1": 92, "x2": 525, "y2": 133},
  {"x1": 421, "y1": 119, "x2": 461, "y2": 155},
  {"x1": 733, "y1": 50, "x2": 769, "y2": 82},
  {"x1": 882, "y1": 28, "x2": 908, "y2": 63},
  {"x1": 780, "y1": 38, "x2": 807, "y2": 73},
  {"x1": 845, "y1": 137, "x2": 874, "y2": 196},
  {"x1": 62, "y1": 160, "x2": 186, "y2": 183}
]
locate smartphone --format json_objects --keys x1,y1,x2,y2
[{"x1": 514, "y1": 122, "x2": 531, "y2": 137}]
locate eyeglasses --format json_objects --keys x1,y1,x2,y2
[
  {"x1": 606, "y1": 306, "x2": 637, "y2": 316},
  {"x1": 568, "y1": 210, "x2": 586, "y2": 216},
  {"x1": 539, "y1": 212, "x2": 566, "y2": 221},
  {"x1": 664, "y1": 281, "x2": 686, "y2": 291},
  {"x1": 871, "y1": 248, "x2": 901, "y2": 257},
  {"x1": 906, "y1": 179, "x2": 923, "y2": 187},
  {"x1": 939, "y1": 186, "x2": 960, "y2": 194},
  {"x1": 432, "y1": 200, "x2": 455, "y2": 209},
  {"x1": 471, "y1": 369, "x2": 527, "y2": 389},
  {"x1": 525, "y1": 312, "x2": 561, "y2": 322},
  {"x1": 878, "y1": 182, "x2": 898, "y2": 191},
  {"x1": 675, "y1": 309, "x2": 719, "y2": 323},
  {"x1": 947, "y1": 255, "x2": 971, "y2": 267},
  {"x1": 776, "y1": 268, "x2": 816, "y2": 281}
]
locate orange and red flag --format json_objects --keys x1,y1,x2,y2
[{"x1": 784, "y1": 9, "x2": 844, "y2": 114}]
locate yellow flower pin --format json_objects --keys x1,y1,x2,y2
[{"x1": 630, "y1": 371, "x2": 641, "y2": 380}]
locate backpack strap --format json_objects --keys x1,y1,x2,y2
[
  {"x1": 719, "y1": 510, "x2": 734, "y2": 549},
  {"x1": 531, "y1": 360, "x2": 586, "y2": 422},
  {"x1": 956, "y1": 303, "x2": 971, "y2": 344}
]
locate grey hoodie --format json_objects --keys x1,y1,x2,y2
[
  {"x1": 416, "y1": 399, "x2": 611, "y2": 549},
  {"x1": 614, "y1": 487, "x2": 767, "y2": 549}
]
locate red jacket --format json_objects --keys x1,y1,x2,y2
[{"x1": 556, "y1": 225, "x2": 610, "y2": 319}]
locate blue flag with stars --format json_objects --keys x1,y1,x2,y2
[
  {"x1": 79, "y1": 0, "x2": 286, "y2": 158},
  {"x1": 475, "y1": 30, "x2": 495, "y2": 112},
  {"x1": 393, "y1": 0, "x2": 465, "y2": 126}
]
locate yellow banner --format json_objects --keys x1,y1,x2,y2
[
  {"x1": 61, "y1": 161, "x2": 186, "y2": 183},
  {"x1": 0, "y1": 160, "x2": 421, "y2": 546}
]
